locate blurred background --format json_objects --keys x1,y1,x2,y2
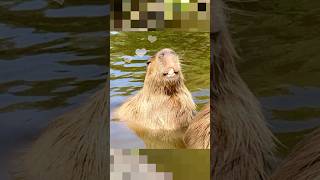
[
  {"x1": 0, "y1": 0, "x2": 108, "y2": 179},
  {"x1": 227, "y1": 0, "x2": 320, "y2": 156}
]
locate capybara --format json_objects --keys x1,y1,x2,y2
[
  {"x1": 13, "y1": 84, "x2": 109, "y2": 180},
  {"x1": 114, "y1": 48, "x2": 196, "y2": 148},
  {"x1": 270, "y1": 127, "x2": 320, "y2": 180},
  {"x1": 211, "y1": 0, "x2": 277, "y2": 179},
  {"x1": 184, "y1": 103, "x2": 210, "y2": 149}
]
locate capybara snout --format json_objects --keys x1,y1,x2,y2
[{"x1": 147, "y1": 48, "x2": 181, "y2": 79}]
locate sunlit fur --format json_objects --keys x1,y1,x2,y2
[
  {"x1": 211, "y1": 0, "x2": 277, "y2": 179},
  {"x1": 184, "y1": 103, "x2": 210, "y2": 149},
  {"x1": 13, "y1": 85, "x2": 109, "y2": 180},
  {"x1": 271, "y1": 128, "x2": 320, "y2": 180},
  {"x1": 114, "y1": 48, "x2": 196, "y2": 148}
]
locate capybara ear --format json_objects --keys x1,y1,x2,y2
[
  {"x1": 146, "y1": 59, "x2": 151, "y2": 66},
  {"x1": 147, "y1": 55, "x2": 155, "y2": 64},
  {"x1": 145, "y1": 56, "x2": 157, "y2": 76}
]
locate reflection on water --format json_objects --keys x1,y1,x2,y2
[
  {"x1": 229, "y1": 0, "x2": 320, "y2": 155},
  {"x1": 0, "y1": 0, "x2": 107, "y2": 179},
  {"x1": 110, "y1": 31, "x2": 210, "y2": 148}
]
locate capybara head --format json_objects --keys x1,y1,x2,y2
[{"x1": 144, "y1": 48, "x2": 184, "y2": 93}]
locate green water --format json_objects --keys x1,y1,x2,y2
[
  {"x1": 140, "y1": 149, "x2": 210, "y2": 180},
  {"x1": 110, "y1": 31, "x2": 210, "y2": 148},
  {"x1": 228, "y1": 0, "x2": 320, "y2": 155}
]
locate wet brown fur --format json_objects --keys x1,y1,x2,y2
[
  {"x1": 13, "y1": 84, "x2": 109, "y2": 180},
  {"x1": 184, "y1": 104, "x2": 210, "y2": 149},
  {"x1": 114, "y1": 49, "x2": 196, "y2": 148},
  {"x1": 271, "y1": 128, "x2": 320, "y2": 180},
  {"x1": 211, "y1": 0, "x2": 277, "y2": 179}
]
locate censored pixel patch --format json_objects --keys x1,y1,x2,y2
[
  {"x1": 110, "y1": 149, "x2": 173, "y2": 180},
  {"x1": 111, "y1": 0, "x2": 210, "y2": 31}
]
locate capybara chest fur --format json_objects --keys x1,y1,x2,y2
[{"x1": 114, "y1": 48, "x2": 196, "y2": 148}]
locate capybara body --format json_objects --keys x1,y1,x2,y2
[
  {"x1": 114, "y1": 48, "x2": 196, "y2": 148},
  {"x1": 184, "y1": 103, "x2": 210, "y2": 149},
  {"x1": 211, "y1": 0, "x2": 277, "y2": 179},
  {"x1": 271, "y1": 128, "x2": 320, "y2": 180},
  {"x1": 13, "y1": 85, "x2": 109, "y2": 180}
]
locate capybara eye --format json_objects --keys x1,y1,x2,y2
[
  {"x1": 158, "y1": 53, "x2": 164, "y2": 59},
  {"x1": 146, "y1": 61, "x2": 151, "y2": 66}
]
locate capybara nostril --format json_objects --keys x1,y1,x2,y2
[
  {"x1": 163, "y1": 70, "x2": 178, "y2": 77},
  {"x1": 165, "y1": 68, "x2": 175, "y2": 77}
]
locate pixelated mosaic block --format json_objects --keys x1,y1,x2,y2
[
  {"x1": 110, "y1": 149, "x2": 173, "y2": 180},
  {"x1": 110, "y1": 0, "x2": 210, "y2": 32}
]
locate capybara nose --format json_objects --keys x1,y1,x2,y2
[
  {"x1": 167, "y1": 68, "x2": 175, "y2": 77},
  {"x1": 163, "y1": 68, "x2": 177, "y2": 77}
]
